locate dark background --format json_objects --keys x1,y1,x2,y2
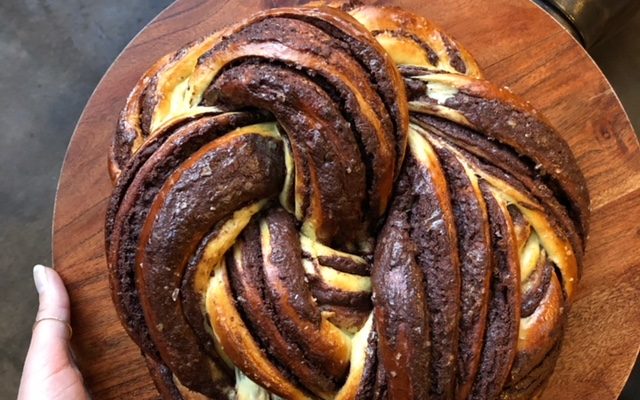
[{"x1": 0, "y1": 1, "x2": 638, "y2": 399}]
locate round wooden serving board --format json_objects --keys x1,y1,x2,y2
[{"x1": 53, "y1": 0, "x2": 640, "y2": 398}]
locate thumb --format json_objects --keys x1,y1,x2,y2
[
  {"x1": 31, "y1": 264, "x2": 73, "y2": 362},
  {"x1": 18, "y1": 265, "x2": 85, "y2": 400}
]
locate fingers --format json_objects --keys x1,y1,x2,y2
[
  {"x1": 23, "y1": 265, "x2": 73, "y2": 372},
  {"x1": 33, "y1": 264, "x2": 72, "y2": 342},
  {"x1": 18, "y1": 265, "x2": 88, "y2": 400}
]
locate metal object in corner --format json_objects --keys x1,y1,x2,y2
[{"x1": 533, "y1": 0, "x2": 640, "y2": 47}]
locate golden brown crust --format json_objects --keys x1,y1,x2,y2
[
  {"x1": 106, "y1": 4, "x2": 587, "y2": 399},
  {"x1": 405, "y1": 73, "x2": 589, "y2": 243},
  {"x1": 349, "y1": 5, "x2": 483, "y2": 78}
]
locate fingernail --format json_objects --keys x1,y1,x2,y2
[{"x1": 33, "y1": 264, "x2": 48, "y2": 294}]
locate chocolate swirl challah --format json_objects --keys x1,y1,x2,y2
[{"x1": 105, "y1": 3, "x2": 589, "y2": 400}]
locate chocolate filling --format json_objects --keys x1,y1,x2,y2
[
  {"x1": 112, "y1": 38, "x2": 209, "y2": 174},
  {"x1": 372, "y1": 171, "x2": 431, "y2": 399},
  {"x1": 373, "y1": 360, "x2": 389, "y2": 400},
  {"x1": 113, "y1": 113, "x2": 139, "y2": 179},
  {"x1": 413, "y1": 114, "x2": 584, "y2": 260},
  {"x1": 432, "y1": 144, "x2": 493, "y2": 400},
  {"x1": 408, "y1": 82, "x2": 589, "y2": 241},
  {"x1": 501, "y1": 334, "x2": 564, "y2": 400},
  {"x1": 440, "y1": 35, "x2": 467, "y2": 74},
  {"x1": 201, "y1": 6, "x2": 408, "y2": 177},
  {"x1": 180, "y1": 216, "x2": 235, "y2": 364},
  {"x1": 106, "y1": 112, "x2": 264, "y2": 363},
  {"x1": 139, "y1": 78, "x2": 158, "y2": 139},
  {"x1": 510, "y1": 271, "x2": 566, "y2": 385},
  {"x1": 399, "y1": 66, "x2": 457, "y2": 78},
  {"x1": 317, "y1": 255, "x2": 370, "y2": 276},
  {"x1": 355, "y1": 325, "x2": 380, "y2": 400},
  {"x1": 135, "y1": 132, "x2": 284, "y2": 396},
  {"x1": 407, "y1": 152, "x2": 460, "y2": 399},
  {"x1": 227, "y1": 217, "x2": 334, "y2": 397},
  {"x1": 371, "y1": 29, "x2": 440, "y2": 66},
  {"x1": 196, "y1": 12, "x2": 406, "y2": 228},
  {"x1": 207, "y1": 60, "x2": 367, "y2": 245},
  {"x1": 309, "y1": 278, "x2": 372, "y2": 310},
  {"x1": 318, "y1": 304, "x2": 371, "y2": 332},
  {"x1": 112, "y1": 66, "x2": 163, "y2": 174},
  {"x1": 259, "y1": 208, "x2": 350, "y2": 383},
  {"x1": 293, "y1": 11, "x2": 408, "y2": 168},
  {"x1": 415, "y1": 115, "x2": 531, "y2": 180},
  {"x1": 470, "y1": 183, "x2": 521, "y2": 400},
  {"x1": 520, "y1": 255, "x2": 553, "y2": 318}
]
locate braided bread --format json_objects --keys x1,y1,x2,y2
[{"x1": 105, "y1": 3, "x2": 589, "y2": 400}]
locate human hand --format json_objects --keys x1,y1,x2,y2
[{"x1": 17, "y1": 265, "x2": 90, "y2": 400}]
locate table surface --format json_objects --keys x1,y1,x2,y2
[{"x1": 52, "y1": 0, "x2": 640, "y2": 398}]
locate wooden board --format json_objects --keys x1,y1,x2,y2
[{"x1": 52, "y1": 0, "x2": 640, "y2": 398}]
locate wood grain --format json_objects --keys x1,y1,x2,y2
[{"x1": 52, "y1": 0, "x2": 640, "y2": 399}]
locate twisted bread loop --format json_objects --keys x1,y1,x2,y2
[{"x1": 106, "y1": 4, "x2": 589, "y2": 400}]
